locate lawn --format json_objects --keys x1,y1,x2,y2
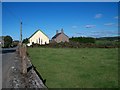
[{"x1": 28, "y1": 47, "x2": 118, "y2": 88}]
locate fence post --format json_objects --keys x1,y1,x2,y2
[
  {"x1": 19, "y1": 43, "x2": 22, "y2": 58},
  {"x1": 21, "y1": 44, "x2": 27, "y2": 75}
]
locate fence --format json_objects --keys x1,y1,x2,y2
[
  {"x1": 18, "y1": 43, "x2": 27, "y2": 75},
  {"x1": 17, "y1": 43, "x2": 47, "y2": 88}
]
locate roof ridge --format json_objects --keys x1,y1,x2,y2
[
  {"x1": 52, "y1": 31, "x2": 69, "y2": 39},
  {"x1": 52, "y1": 33, "x2": 61, "y2": 39},
  {"x1": 39, "y1": 29, "x2": 49, "y2": 39},
  {"x1": 29, "y1": 29, "x2": 49, "y2": 39}
]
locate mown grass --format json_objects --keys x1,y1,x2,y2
[{"x1": 28, "y1": 47, "x2": 118, "y2": 88}]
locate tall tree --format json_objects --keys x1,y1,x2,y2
[
  {"x1": 22, "y1": 38, "x2": 29, "y2": 44},
  {"x1": 4, "y1": 35, "x2": 13, "y2": 48}
]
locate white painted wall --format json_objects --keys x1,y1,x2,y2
[{"x1": 28, "y1": 30, "x2": 49, "y2": 46}]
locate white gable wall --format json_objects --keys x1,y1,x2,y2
[{"x1": 29, "y1": 30, "x2": 49, "y2": 45}]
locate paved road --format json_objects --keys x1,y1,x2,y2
[
  {"x1": 1, "y1": 47, "x2": 47, "y2": 88},
  {"x1": 2, "y1": 47, "x2": 17, "y2": 88}
]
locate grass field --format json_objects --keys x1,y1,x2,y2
[{"x1": 28, "y1": 47, "x2": 118, "y2": 88}]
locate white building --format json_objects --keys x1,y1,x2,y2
[{"x1": 27, "y1": 29, "x2": 49, "y2": 46}]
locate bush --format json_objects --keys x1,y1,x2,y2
[{"x1": 28, "y1": 38, "x2": 120, "y2": 48}]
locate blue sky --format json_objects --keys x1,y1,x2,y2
[{"x1": 2, "y1": 2, "x2": 118, "y2": 40}]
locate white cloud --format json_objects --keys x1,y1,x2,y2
[
  {"x1": 74, "y1": 30, "x2": 118, "y2": 38},
  {"x1": 114, "y1": 16, "x2": 118, "y2": 19},
  {"x1": 85, "y1": 25, "x2": 96, "y2": 28},
  {"x1": 116, "y1": 24, "x2": 120, "y2": 27},
  {"x1": 95, "y1": 14, "x2": 103, "y2": 18},
  {"x1": 90, "y1": 30, "x2": 118, "y2": 37},
  {"x1": 75, "y1": 32, "x2": 83, "y2": 35},
  {"x1": 72, "y1": 26, "x2": 77, "y2": 29},
  {"x1": 104, "y1": 23, "x2": 114, "y2": 26}
]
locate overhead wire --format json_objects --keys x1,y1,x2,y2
[
  {"x1": 3, "y1": 5, "x2": 41, "y2": 30},
  {"x1": 3, "y1": 5, "x2": 47, "y2": 39},
  {"x1": 3, "y1": 5, "x2": 36, "y2": 27},
  {"x1": 3, "y1": 5, "x2": 21, "y2": 22}
]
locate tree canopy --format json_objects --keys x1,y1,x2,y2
[
  {"x1": 22, "y1": 38, "x2": 29, "y2": 44},
  {"x1": 69, "y1": 37, "x2": 95, "y2": 43},
  {"x1": 4, "y1": 35, "x2": 13, "y2": 48}
]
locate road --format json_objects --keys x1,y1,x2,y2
[
  {"x1": 1, "y1": 47, "x2": 47, "y2": 88},
  {"x1": 2, "y1": 47, "x2": 17, "y2": 88}
]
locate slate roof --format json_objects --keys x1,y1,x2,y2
[
  {"x1": 52, "y1": 33, "x2": 61, "y2": 39},
  {"x1": 52, "y1": 32, "x2": 69, "y2": 39}
]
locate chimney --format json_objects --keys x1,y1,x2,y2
[
  {"x1": 61, "y1": 28, "x2": 64, "y2": 33},
  {"x1": 56, "y1": 30, "x2": 58, "y2": 34}
]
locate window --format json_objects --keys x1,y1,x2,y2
[
  {"x1": 39, "y1": 38, "x2": 40, "y2": 44},
  {"x1": 45, "y1": 42, "x2": 46, "y2": 45},
  {"x1": 41, "y1": 39, "x2": 42, "y2": 44}
]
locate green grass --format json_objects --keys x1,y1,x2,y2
[{"x1": 28, "y1": 47, "x2": 118, "y2": 88}]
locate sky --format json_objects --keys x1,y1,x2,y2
[{"x1": 2, "y1": 2, "x2": 119, "y2": 40}]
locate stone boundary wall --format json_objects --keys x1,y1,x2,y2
[{"x1": 17, "y1": 43, "x2": 47, "y2": 88}]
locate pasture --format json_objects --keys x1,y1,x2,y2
[{"x1": 28, "y1": 47, "x2": 118, "y2": 88}]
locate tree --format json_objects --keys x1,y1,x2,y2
[
  {"x1": 4, "y1": 35, "x2": 13, "y2": 48},
  {"x1": 22, "y1": 38, "x2": 29, "y2": 44},
  {"x1": 69, "y1": 37, "x2": 95, "y2": 43}
]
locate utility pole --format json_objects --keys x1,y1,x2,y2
[
  {"x1": 20, "y1": 20, "x2": 22, "y2": 44},
  {"x1": 19, "y1": 20, "x2": 22, "y2": 58}
]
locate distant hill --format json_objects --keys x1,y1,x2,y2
[{"x1": 96, "y1": 36, "x2": 120, "y2": 41}]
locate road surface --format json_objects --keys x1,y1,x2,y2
[
  {"x1": 1, "y1": 47, "x2": 47, "y2": 88},
  {"x1": 2, "y1": 47, "x2": 16, "y2": 88}
]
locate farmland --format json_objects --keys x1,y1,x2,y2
[{"x1": 28, "y1": 47, "x2": 118, "y2": 88}]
